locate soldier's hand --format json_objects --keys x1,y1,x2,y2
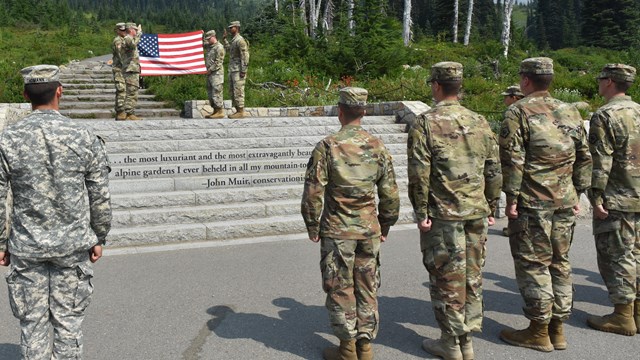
[
  {"x1": 90, "y1": 245, "x2": 103, "y2": 263},
  {"x1": 418, "y1": 218, "x2": 432, "y2": 232},
  {"x1": 138, "y1": 24, "x2": 142, "y2": 33},
  {"x1": 594, "y1": 204, "x2": 608, "y2": 220},
  {"x1": 0, "y1": 251, "x2": 10, "y2": 266},
  {"x1": 309, "y1": 236, "x2": 320, "y2": 243},
  {"x1": 380, "y1": 235, "x2": 387, "y2": 242},
  {"x1": 487, "y1": 216, "x2": 496, "y2": 226},
  {"x1": 506, "y1": 204, "x2": 518, "y2": 219},
  {"x1": 572, "y1": 203, "x2": 581, "y2": 216},
  {"x1": 223, "y1": 29, "x2": 228, "y2": 37}
]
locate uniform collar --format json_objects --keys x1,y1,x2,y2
[
  {"x1": 607, "y1": 94, "x2": 632, "y2": 104},
  {"x1": 435, "y1": 99, "x2": 460, "y2": 107}
]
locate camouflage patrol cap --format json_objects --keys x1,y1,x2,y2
[
  {"x1": 339, "y1": 87, "x2": 368, "y2": 106},
  {"x1": 597, "y1": 63, "x2": 636, "y2": 83},
  {"x1": 115, "y1": 23, "x2": 126, "y2": 31},
  {"x1": 20, "y1": 65, "x2": 60, "y2": 84},
  {"x1": 501, "y1": 85, "x2": 524, "y2": 97},
  {"x1": 204, "y1": 30, "x2": 216, "y2": 39},
  {"x1": 519, "y1": 57, "x2": 554, "y2": 75},
  {"x1": 228, "y1": 21, "x2": 241, "y2": 28},
  {"x1": 428, "y1": 62, "x2": 463, "y2": 82},
  {"x1": 125, "y1": 22, "x2": 137, "y2": 29}
]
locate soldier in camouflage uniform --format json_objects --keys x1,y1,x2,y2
[
  {"x1": 223, "y1": 21, "x2": 249, "y2": 119},
  {"x1": 111, "y1": 22, "x2": 127, "y2": 120},
  {"x1": 498, "y1": 57, "x2": 592, "y2": 352},
  {"x1": 586, "y1": 63, "x2": 640, "y2": 336},
  {"x1": 0, "y1": 65, "x2": 112, "y2": 359},
  {"x1": 407, "y1": 62, "x2": 502, "y2": 360},
  {"x1": 301, "y1": 87, "x2": 400, "y2": 360},
  {"x1": 119, "y1": 22, "x2": 143, "y2": 121},
  {"x1": 502, "y1": 85, "x2": 525, "y2": 107},
  {"x1": 204, "y1": 30, "x2": 226, "y2": 119}
]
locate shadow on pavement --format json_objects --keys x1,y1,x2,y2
[
  {"x1": 377, "y1": 295, "x2": 432, "y2": 357},
  {"x1": 0, "y1": 343, "x2": 20, "y2": 359}
]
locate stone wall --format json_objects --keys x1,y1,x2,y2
[{"x1": 0, "y1": 103, "x2": 30, "y2": 130}]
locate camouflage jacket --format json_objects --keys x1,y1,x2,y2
[
  {"x1": 301, "y1": 125, "x2": 400, "y2": 240},
  {"x1": 121, "y1": 31, "x2": 141, "y2": 73},
  {"x1": 111, "y1": 35, "x2": 124, "y2": 73},
  {"x1": 499, "y1": 91, "x2": 592, "y2": 209},
  {"x1": 206, "y1": 42, "x2": 225, "y2": 75},
  {"x1": 588, "y1": 95, "x2": 640, "y2": 211},
  {"x1": 0, "y1": 110, "x2": 112, "y2": 257},
  {"x1": 407, "y1": 99, "x2": 502, "y2": 221},
  {"x1": 223, "y1": 34, "x2": 249, "y2": 73}
]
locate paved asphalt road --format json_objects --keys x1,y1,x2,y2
[{"x1": 0, "y1": 219, "x2": 638, "y2": 359}]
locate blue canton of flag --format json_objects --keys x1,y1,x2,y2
[{"x1": 139, "y1": 34, "x2": 159, "y2": 58}]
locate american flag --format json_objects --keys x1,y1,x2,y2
[{"x1": 138, "y1": 31, "x2": 207, "y2": 76}]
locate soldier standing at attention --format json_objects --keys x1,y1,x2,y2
[
  {"x1": 204, "y1": 30, "x2": 226, "y2": 119},
  {"x1": 301, "y1": 87, "x2": 400, "y2": 360},
  {"x1": 408, "y1": 62, "x2": 502, "y2": 360},
  {"x1": 498, "y1": 57, "x2": 592, "y2": 352},
  {"x1": 112, "y1": 22, "x2": 127, "y2": 121},
  {"x1": 0, "y1": 65, "x2": 112, "y2": 359},
  {"x1": 120, "y1": 22, "x2": 142, "y2": 121},
  {"x1": 586, "y1": 63, "x2": 640, "y2": 336},
  {"x1": 223, "y1": 21, "x2": 249, "y2": 119}
]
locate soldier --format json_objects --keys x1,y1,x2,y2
[
  {"x1": 408, "y1": 62, "x2": 502, "y2": 360},
  {"x1": 498, "y1": 57, "x2": 592, "y2": 351},
  {"x1": 502, "y1": 85, "x2": 524, "y2": 106},
  {"x1": 222, "y1": 21, "x2": 249, "y2": 119},
  {"x1": 112, "y1": 22, "x2": 127, "y2": 120},
  {"x1": 204, "y1": 30, "x2": 226, "y2": 119},
  {"x1": 586, "y1": 63, "x2": 640, "y2": 336},
  {"x1": 0, "y1": 65, "x2": 112, "y2": 359},
  {"x1": 301, "y1": 87, "x2": 400, "y2": 360},
  {"x1": 120, "y1": 22, "x2": 143, "y2": 121}
]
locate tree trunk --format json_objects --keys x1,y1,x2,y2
[
  {"x1": 501, "y1": 0, "x2": 515, "y2": 58},
  {"x1": 322, "y1": 0, "x2": 334, "y2": 32},
  {"x1": 403, "y1": 0, "x2": 412, "y2": 46},
  {"x1": 309, "y1": 0, "x2": 316, "y2": 37},
  {"x1": 299, "y1": 0, "x2": 307, "y2": 29},
  {"x1": 348, "y1": 0, "x2": 355, "y2": 35},
  {"x1": 275, "y1": 0, "x2": 278, "y2": 12},
  {"x1": 452, "y1": 0, "x2": 459, "y2": 43},
  {"x1": 463, "y1": 0, "x2": 474, "y2": 45}
]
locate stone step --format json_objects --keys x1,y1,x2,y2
[
  {"x1": 59, "y1": 76, "x2": 115, "y2": 82},
  {"x1": 62, "y1": 94, "x2": 156, "y2": 102},
  {"x1": 108, "y1": 166, "x2": 408, "y2": 194},
  {"x1": 60, "y1": 70, "x2": 113, "y2": 76},
  {"x1": 107, "y1": 144, "x2": 406, "y2": 167},
  {"x1": 62, "y1": 83, "x2": 117, "y2": 89},
  {"x1": 59, "y1": 100, "x2": 167, "y2": 110},
  {"x1": 63, "y1": 88, "x2": 150, "y2": 95},
  {"x1": 103, "y1": 133, "x2": 408, "y2": 153},
  {"x1": 108, "y1": 207, "x2": 415, "y2": 246},
  {"x1": 61, "y1": 108, "x2": 181, "y2": 119}
]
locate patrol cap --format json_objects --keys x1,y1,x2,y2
[
  {"x1": 125, "y1": 22, "x2": 137, "y2": 29},
  {"x1": 519, "y1": 57, "x2": 554, "y2": 75},
  {"x1": 228, "y1": 21, "x2": 241, "y2": 28},
  {"x1": 501, "y1": 85, "x2": 524, "y2": 97},
  {"x1": 204, "y1": 30, "x2": 216, "y2": 39},
  {"x1": 428, "y1": 62, "x2": 463, "y2": 82},
  {"x1": 115, "y1": 22, "x2": 126, "y2": 31},
  {"x1": 597, "y1": 63, "x2": 636, "y2": 83},
  {"x1": 20, "y1": 65, "x2": 60, "y2": 84},
  {"x1": 338, "y1": 87, "x2": 368, "y2": 106}
]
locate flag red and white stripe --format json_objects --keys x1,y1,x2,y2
[{"x1": 138, "y1": 31, "x2": 207, "y2": 76}]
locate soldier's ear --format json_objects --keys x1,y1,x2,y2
[{"x1": 22, "y1": 90, "x2": 30, "y2": 102}]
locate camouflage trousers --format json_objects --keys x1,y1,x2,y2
[
  {"x1": 593, "y1": 210, "x2": 640, "y2": 305},
  {"x1": 508, "y1": 207, "x2": 575, "y2": 323},
  {"x1": 320, "y1": 237, "x2": 381, "y2": 340},
  {"x1": 228, "y1": 71, "x2": 245, "y2": 109},
  {"x1": 124, "y1": 72, "x2": 139, "y2": 115},
  {"x1": 5, "y1": 251, "x2": 94, "y2": 359},
  {"x1": 113, "y1": 70, "x2": 126, "y2": 113},
  {"x1": 207, "y1": 73, "x2": 224, "y2": 109},
  {"x1": 421, "y1": 218, "x2": 487, "y2": 336}
]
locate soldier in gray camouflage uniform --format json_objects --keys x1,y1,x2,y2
[
  {"x1": 302, "y1": 87, "x2": 400, "y2": 360},
  {"x1": 204, "y1": 30, "x2": 226, "y2": 119},
  {"x1": 223, "y1": 21, "x2": 249, "y2": 119},
  {"x1": 499, "y1": 57, "x2": 592, "y2": 352},
  {"x1": 119, "y1": 22, "x2": 143, "y2": 121},
  {"x1": 587, "y1": 63, "x2": 640, "y2": 336},
  {"x1": 0, "y1": 65, "x2": 112, "y2": 359},
  {"x1": 408, "y1": 62, "x2": 502, "y2": 360},
  {"x1": 111, "y1": 22, "x2": 127, "y2": 120}
]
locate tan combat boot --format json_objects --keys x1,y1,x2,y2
[
  {"x1": 548, "y1": 318, "x2": 567, "y2": 350},
  {"x1": 635, "y1": 300, "x2": 640, "y2": 334},
  {"x1": 422, "y1": 333, "x2": 463, "y2": 360},
  {"x1": 459, "y1": 333, "x2": 474, "y2": 360},
  {"x1": 205, "y1": 107, "x2": 225, "y2": 119},
  {"x1": 499, "y1": 320, "x2": 554, "y2": 352},
  {"x1": 356, "y1": 338, "x2": 373, "y2": 360},
  {"x1": 587, "y1": 303, "x2": 637, "y2": 336},
  {"x1": 323, "y1": 339, "x2": 357, "y2": 360},
  {"x1": 126, "y1": 114, "x2": 143, "y2": 121},
  {"x1": 115, "y1": 112, "x2": 127, "y2": 121},
  {"x1": 228, "y1": 107, "x2": 246, "y2": 119}
]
